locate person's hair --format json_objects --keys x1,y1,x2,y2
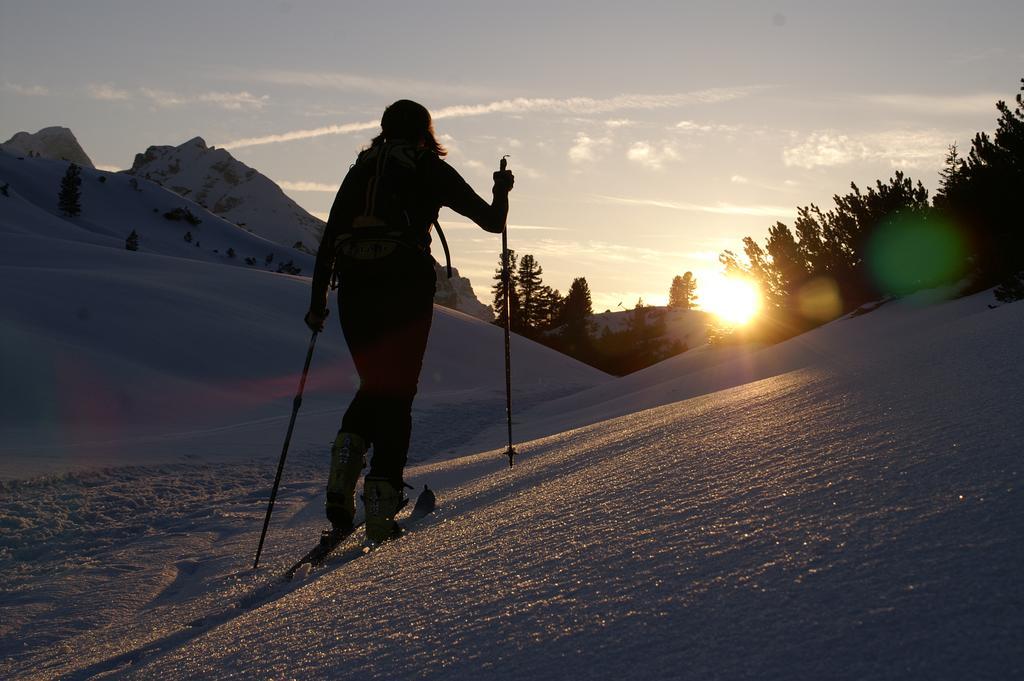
[{"x1": 369, "y1": 100, "x2": 447, "y2": 156}]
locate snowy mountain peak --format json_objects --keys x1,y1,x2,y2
[
  {"x1": 1, "y1": 126, "x2": 94, "y2": 167},
  {"x1": 126, "y1": 137, "x2": 324, "y2": 253},
  {"x1": 124, "y1": 136, "x2": 493, "y2": 319}
]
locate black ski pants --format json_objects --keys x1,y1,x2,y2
[{"x1": 336, "y1": 249, "x2": 436, "y2": 487}]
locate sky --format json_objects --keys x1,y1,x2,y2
[{"x1": 2, "y1": 0, "x2": 1022, "y2": 311}]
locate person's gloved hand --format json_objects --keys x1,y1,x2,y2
[
  {"x1": 304, "y1": 307, "x2": 329, "y2": 332},
  {"x1": 493, "y1": 168, "x2": 515, "y2": 193}
]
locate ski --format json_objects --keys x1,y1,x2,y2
[
  {"x1": 284, "y1": 484, "x2": 437, "y2": 580},
  {"x1": 284, "y1": 524, "x2": 362, "y2": 580},
  {"x1": 407, "y1": 484, "x2": 437, "y2": 522}
]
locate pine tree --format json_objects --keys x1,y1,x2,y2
[
  {"x1": 491, "y1": 249, "x2": 521, "y2": 330},
  {"x1": 562, "y1": 277, "x2": 593, "y2": 322},
  {"x1": 668, "y1": 272, "x2": 698, "y2": 309},
  {"x1": 58, "y1": 163, "x2": 82, "y2": 217},
  {"x1": 764, "y1": 223, "x2": 810, "y2": 308},
  {"x1": 938, "y1": 143, "x2": 966, "y2": 192},
  {"x1": 516, "y1": 254, "x2": 545, "y2": 332},
  {"x1": 125, "y1": 229, "x2": 139, "y2": 251},
  {"x1": 538, "y1": 286, "x2": 564, "y2": 329},
  {"x1": 935, "y1": 79, "x2": 1024, "y2": 292},
  {"x1": 559, "y1": 277, "x2": 594, "y2": 354}
]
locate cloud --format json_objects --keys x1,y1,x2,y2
[
  {"x1": 220, "y1": 87, "x2": 760, "y2": 149},
  {"x1": 730, "y1": 175, "x2": 749, "y2": 184},
  {"x1": 87, "y1": 83, "x2": 132, "y2": 100},
  {"x1": 4, "y1": 81, "x2": 50, "y2": 96},
  {"x1": 604, "y1": 119, "x2": 635, "y2": 128},
  {"x1": 140, "y1": 88, "x2": 268, "y2": 110},
  {"x1": 432, "y1": 88, "x2": 755, "y2": 120},
  {"x1": 626, "y1": 141, "x2": 680, "y2": 170},
  {"x1": 524, "y1": 238, "x2": 706, "y2": 266},
  {"x1": 222, "y1": 119, "x2": 379, "y2": 149},
  {"x1": 196, "y1": 91, "x2": 269, "y2": 110},
  {"x1": 437, "y1": 132, "x2": 461, "y2": 155},
  {"x1": 278, "y1": 180, "x2": 337, "y2": 192},
  {"x1": 862, "y1": 92, "x2": 1002, "y2": 116},
  {"x1": 783, "y1": 129, "x2": 954, "y2": 169},
  {"x1": 684, "y1": 250, "x2": 723, "y2": 262},
  {"x1": 783, "y1": 133, "x2": 867, "y2": 168},
  {"x1": 510, "y1": 161, "x2": 544, "y2": 180},
  {"x1": 569, "y1": 133, "x2": 612, "y2": 163},
  {"x1": 598, "y1": 194, "x2": 793, "y2": 217},
  {"x1": 239, "y1": 69, "x2": 495, "y2": 99},
  {"x1": 137, "y1": 87, "x2": 189, "y2": 107},
  {"x1": 674, "y1": 120, "x2": 740, "y2": 134},
  {"x1": 441, "y1": 220, "x2": 568, "y2": 232},
  {"x1": 86, "y1": 83, "x2": 268, "y2": 110}
]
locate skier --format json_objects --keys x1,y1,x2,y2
[{"x1": 304, "y1": 99, "x2": 514, "y2": 543}]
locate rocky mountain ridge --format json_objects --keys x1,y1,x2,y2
[
  {"x1": 1, "y1": 126, "x2": 94, "y2": 168},
  {"x1": 124, "y1": 136, "x2": 324, "y2": 254}
]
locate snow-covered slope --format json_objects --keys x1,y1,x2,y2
[
  {"x1": 123, "y1": 136, "x2": 494, "y2": 319},
  {"x1": 1, "y1": 126, "x2": 94, "y2": 167},
  {"x1": 0, "y1": 232, "x2": 606, "y2": 478},
  {"x1": 0, "y1": 152, "x2": 608, "y2": 478},
  {"x1": 3, "y1": 131, "x2": 1020, "y2": 681},
  {"x1": 125, "y1": 136, "x2": 325, "y2": 253},
  {"x1": 1, "y1": 288, "x2": 1019, "y2": 680},
  {"x1": 471, "y1": 289, "x2": 988, "y2": 451},
  {"x1": 0, "y1": 152, "x2": 311, "y2": 273}
]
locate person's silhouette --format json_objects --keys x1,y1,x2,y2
[{"x1": 306, "y1": 99, "x2": 514, "y2": 543}]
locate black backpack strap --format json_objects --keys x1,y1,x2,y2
[{"x1": 432, "y1": 219, "x2": 452, "y2": 279}]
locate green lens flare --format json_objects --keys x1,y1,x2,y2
[{"x1": 867, "y1": 212, "x2": 967, "y2": 295}]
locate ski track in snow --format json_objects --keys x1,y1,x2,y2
[
  {"x1": 2, "y1": 295, "x2": 1022, "y2": 680},
  {"x1": 0, "y1": 385, "x2": 576, "y2": 672}
]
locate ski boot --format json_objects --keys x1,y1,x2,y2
[
  {"x1": 325, "y1": 432, "x2": 367, "y2": 532},
  {"x1": 362, "y1": 476, "x2": 408, "y2": 544}
]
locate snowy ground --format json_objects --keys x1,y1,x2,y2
[
  {"x1": 1, "y1": 289, "x2": 1021, "y2": 680},
  {"x1": 2, "y1": 150, "x2": 1021, "y2": 679}
]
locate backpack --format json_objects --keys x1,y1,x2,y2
[{"x1": 334, "y1": 141, "x2": 452, "y2": 277}]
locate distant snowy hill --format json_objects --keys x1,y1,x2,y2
[
  {"x1": 124, "y1": 136, "x2": 324, "y2": 254},
  {"x1": 123, "y1": 135, "x2": 493, "y2": 319},
  {"x1": 1, "y1": 126, "x2": 94, "y2": 167},
  {"x1": 0, "y1": 152, "x2": 310, "y2": 274},
  {"x1": 589, "y1": 304, "x2": 709, "y2": 347}
]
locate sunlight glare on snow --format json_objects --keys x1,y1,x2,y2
[{"x1": 700, "y1": 275, "x2": 762, "y2": 325}]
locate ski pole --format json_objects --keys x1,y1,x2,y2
[
  {"x1": 253, "y1": 329, "x2": 319, "y2": 570},
  {"x1": 500, "y1": 155, "x2": 517, "y2": 469}
]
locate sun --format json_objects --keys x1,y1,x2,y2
[{"x1": 701, "y1": 276, "x2": 762, "y2": 325}]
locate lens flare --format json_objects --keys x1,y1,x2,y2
[
  {"x1": 797, "y1": 276, "x2": 842, "y2": 322},
  {"x1": 702, "y1": 276, "x2": 761, "y2": 325},
  {"x1": 867, "y1": 212, "x2": 967, "y2": 295}
]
